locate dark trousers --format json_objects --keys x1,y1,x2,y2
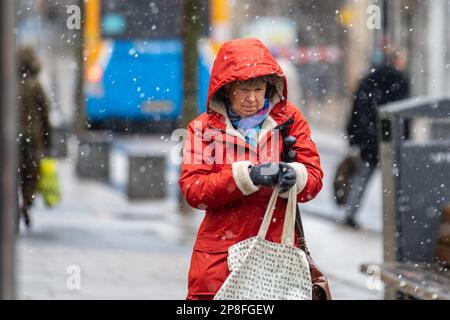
[
  {"x1": 344, "y1": 160, "x2": 377, "y2": 219},
  {"x1": 18, "y1": 148, "x2": 40, "y2": 211}
]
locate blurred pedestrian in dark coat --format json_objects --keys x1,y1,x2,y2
[
  {"x1": 17, "y1": 46, "x2": 52, "y2": 228},
  {"x1": 344, "y1": 47, "x2": 410, "y2": 228}
]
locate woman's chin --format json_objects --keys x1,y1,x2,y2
[{"x1": 241, "y1": 109, "x2": 258, "y2": 116}]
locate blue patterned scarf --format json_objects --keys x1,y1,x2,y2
[{"x1": 226, "y1": 98, "x2": 271, "y2": 148}]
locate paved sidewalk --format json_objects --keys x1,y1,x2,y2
[
  {"x1": 17, "y1": 165, "x2": 383, "y2": 300},
  {"x1": 17, "y1": 138, "x2": 197, "y2": 300},
  {"x1": 302, "y1": 213, "x2": 382, "y2": 299},
  {"x1": 16, "y1": 132, "x2": 384, "y2": 300}
]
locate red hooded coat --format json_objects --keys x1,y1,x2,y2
[{"x1": 179, "y1": 38, "x2": 323, "y2": 300}]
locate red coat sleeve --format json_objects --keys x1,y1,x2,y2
[{"x1": 178, "y1": 121, "x2": 259, "y2": 210}]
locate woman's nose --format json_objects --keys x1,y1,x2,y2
[{"x1": 246, "y1": 91, "x2": 256, "y2": 102}]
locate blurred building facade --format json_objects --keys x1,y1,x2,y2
[
  {"x1": 385, "y1": 0, "x2": 450, "y2": 97},
  {"x1": 14, "y1": 0, "x2": 450, "y2": 135},
  {"x1": 383, "y1": 0, "x2": 450, "y2": 140},
  {"x1": 16, "y1": 0, "x2": 82, "y2": 130},
  {"x1": 229, "y1": 0, "x2": 348, "y2": 103},
  {"x1": 227, "y1": 0, "x2": 450, "y2": 132}
]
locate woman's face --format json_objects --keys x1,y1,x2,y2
[{"x1": 228, "y1": 80, "x2": 267, "y2": 117}]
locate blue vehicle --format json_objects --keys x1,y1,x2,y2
[{"x1": 84, "y1": 0, "x2": 210, "y2": 132}]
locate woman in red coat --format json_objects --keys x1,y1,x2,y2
[{"x1": 179, "y1": 38, "x2": 323, "y2": 300}]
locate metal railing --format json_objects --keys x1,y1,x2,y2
[{"x1": 0, "y1": 0, "x2": 16, "y2": 300}]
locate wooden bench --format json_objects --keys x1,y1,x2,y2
[
  {"x1": 361, "y1": 262, "x2": 450, "y2": 300},
  {"x1": 435, "y1": 206, "x2": 450, "y2": 266},
  {"x1": 361, "y1": 206, "x2": 450, "y2": 300}
]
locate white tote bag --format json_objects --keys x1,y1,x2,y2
[{"x1": 214, "y1": 184, "x2": 312, "y2": 300}]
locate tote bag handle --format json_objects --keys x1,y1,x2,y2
[{"x1": 257, "y1": 184, "x2": 298, "y2": 247}]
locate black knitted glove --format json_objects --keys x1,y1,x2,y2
[
  {"x1": 278, "y1": 162, "x2": 297, "y2": 193},
  {"x1": 249, "y1": 163, "x2": 280, "y2": 187}
]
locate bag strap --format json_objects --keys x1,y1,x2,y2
[
  {"x1": 258, "y1": 184, "x2": 297, "y2": 247},
  {"x1": 258, "y1": 185, "x2": 280, "y2": 239},
  {"x1": 281, "y1": 184, "x2": 297, "y2": 246},
  {"x1": 295, "y1": 205, "x2": 309, "y2": 254},
  {"x1": 280, "y1": 118, "x2": 309, "y2": 254}
]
